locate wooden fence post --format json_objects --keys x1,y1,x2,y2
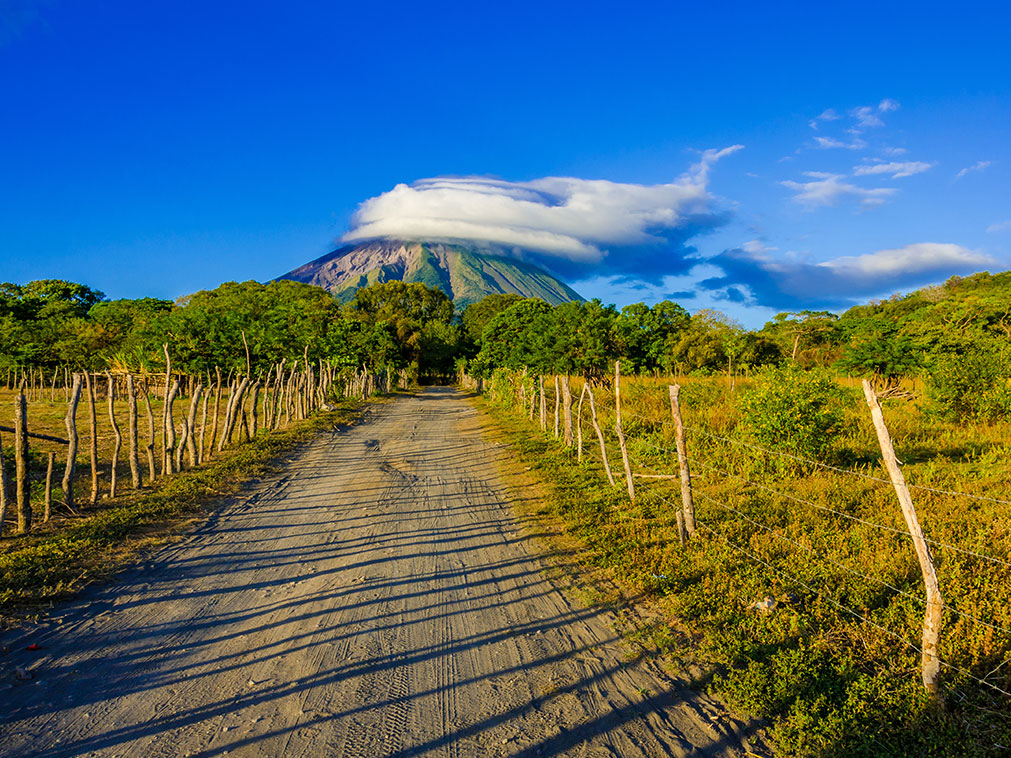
[
  {"x1": 553, "y1": 376, "x2": 560, "y2": 438},
  {"x1": 0, "y1": 429, "x2": 8, "y2": 535},
  {"x1": 84, "y1": 372, "x2": 99, "y2": 504},
  {"x1": 208, "y1": 366, "x2": 223, "y2": 455},
  {"x1": 614, "y1": 361, "x2": 635, "y2": 502},
  {"x1": 63, "y1": 374, "x2": 82, "y2": 510},
  {"x1": 668, "y1": 384, "x2": 696, "y2": 538},
  {"x1": 863, "y1": 379, "x2": 945, "y2": 699},
  {"x1": 185, "y1": 384, "x2": 202, "y2": 468},
  {"x1": 44, "y1": 451, "x2": 55, "y2": 522},
  {"x1": 126, "y1": 374, "x2": 141, "y2": 489},
  {"x1": 198, "y1": 385, "x2": 209, "y2": 466},
  {"x1": 576, "y1": 384, "x2": 586, "y2": 463},
  {"x1": 163, "y1": 379, "x2": 179, "y2": 474},
  {"x1": 561, "y1": 375, "x2": 573, "y2": 447},
  {"x1": 14, "y1": 392, "x2": 31, "y2": 533},
  {"x1": 106, "y1": 372, "x2": 122, "y2": 499},
  {"x1": 586, "y1": 385, "x2": 616, "y2": 487},
  {"x1": 539, "y1": 375, "x2": 546, "y2": 432},
  {"x1": 161, "y1": 345, "x2": 173, "y2": 473},
  {"x1": 141, "y1": 382, "x2": 157, "y2": 482}
]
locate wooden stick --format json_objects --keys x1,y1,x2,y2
[
  {"x1": 84, "y1": 372, "x2": 99, "y2": 505},
  {"x1": 106, "y1": 371, "x2": 122, "y2": 499},
  {"x1": 62, "y1": 375, "x2": 82, "y2": 510},
  {"x1": 44, "y1": 451, "x2": 55, "y2": 522},
  {"x1": 553, "y1": 376, "x2": 560, "y2": 438},
  {"x1": 198, "y1": 385, "x2": 209, "y2": 466},
  {"x1": 126, "y1": 375, "x2": 141, "y2": 489},
  {"x1": 586, "y1": 386, "x2": 616, "y2": 487},
  {"x1": 163, "y1": 379, "x2": 179, "y2": 474},
  {"x1": 0, "y1": 425, "x2": 69, "y2": 444},
  {"x1": 14, "y1": 393, "x2": 31, "y2": 532},
  {"x1": 539, "y1": 375, "x2": 546, "y2": 432},
  {"x1": 141, "y1": 382, "x2": 157, "y2": 483},
  {"x1": 561, "y1": 375, "x2": 573, "y2": 447},
  {"x1": 185, "y1": 384, "x2": 202, "y2": 468},
  {"x1": 0, "y1": 429, "x2": 8, "y2": 536},
  {"x1": 614, "y1": 362, "x2": 635, "y2": 502},
  {"x1": 863, "y1": 380, "x2": 944, "y2": 699},
  {"x1": 161, "y1": 345, "x2": 172, "y2": 473},
  {"x1": 576, "y1": 384, "x2": 586, "y2": 463},
  {"x1": 668, "y1": 384, "x2": 696, "y2": 538},
  {"x1": 249, "y1": 381, "x2": 261, "y2": 438}
]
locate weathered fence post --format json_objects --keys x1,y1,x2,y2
[
  {"x1": 561, "y1": 375, "x2": 573, "y2": 447},
  {"x1": 63, "y1": 374, "x2": 82, "y2": 510},
  {"x1": 163, "y1": 379, "x2": 179, "y2": 474},
  {"x1": 553, "y1": 376, "x2": 561, "y2": 438},
  {"x1": 668, "y1": 384, "x2": 696, "y2": 538},
  {"x1": 106, "y1": 371, "x2": 122, "y2": 498},
  {"x1": 185, "y1": 384, "x2": 202, "y2": 468},
  {"x1": 44, "y1": 451, "x2": 55, "y2": 522},
  {"x1": 208, "y1": 366, "x2": 223, "y2": 455},
  {"x1": 84, "y1": 371, "x2": 99, "y2": 504},
  {"x1": 126, "y1": 374, "x2": 141, "y2": 489},
  {"x1": 863, "y1": 379, "x2": 944, "y2": 699},
  {"x1": 614, "y1": 361, "x2": 635, "y2": 502},
  {"x1": 539, "y1": 375, "x2": 546, "y2": 432},
  {"x1": 198, "y1": 383, "x2": 209, "y2": 465},
  {"x1": 576, "y1": 384, "x2": 586, "y2": 463},
  {"x1": 249, "y1": 381, "x2": 261, "y2": 438},
  {"x1": 14, "y1": 392, "x2": 31, "y2": 532},
  {"x1": 586, "y1": 385, "x2": 616, "y2": 487},
  {"x1": 0, "y1": 429, "x2": 8, "y2": 535},
  {"x1": 141, "y1": 382, "x2": 157, "y2": 482}
]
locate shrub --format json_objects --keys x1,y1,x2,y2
[
  {"x1": 738, "y1": 366, "x2": 845, "y2": 460},
  {"x1": 925, "y1": 340, "x2": 1011, "y2": 421}
]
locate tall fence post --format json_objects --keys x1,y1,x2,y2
[
  {"x1": 0, "y1": 429, "x2": 8, "y2": 536},
  {"x1": 863, "y1": 379, "x2": 944, "y2": 700},
  {"x1": 14, "y1": 392, "x2": 31, "y2": 533},
  {"x1": 63, "y1": 374, "x2": 82, "y2": 510},
  {"x1": 84, "y1": 372, "x2": 99, "y2": 504},
  {"x1": 586, "y1": 386, "x2": 616, "y2": 487},
  {"x1": 614, "y1": 361, "x2": 635, "y2": 502},
  {"x1": 561, "y1": 375, "x2": 573, "y2": 447},
  {"x1": 668, "y1": 384, "x2": 696, "y2": 538}
]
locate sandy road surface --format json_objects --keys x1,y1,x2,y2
[{"x1": 1, "y1": 388, "x2": 766, "y2": 757}]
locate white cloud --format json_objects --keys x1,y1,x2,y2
[
  {"x1": 882, "y1": 146, "x2": 908, "y2": 156},
  {"x1": 781, "y1": 172, "x2": 896, "y2": 208},
  {"x1": 853, "y1": 161, "x2": 934, "y2": 178},
  {"x1": 878, "y1": 98, "x2": 900, "y2": 112},
  {"x1": 850, "y1": 105, "x2": 885, "y2": 129},
  {"x1": 809, "y1": 108, "x2": 841, "y2": 129},
  {"x1": 987, "y1": 221, "x2": 1011, "y2": 233},
  {"x1": 342, "y1": 146, "x2": 743, "y2": 262},
  {"x1": 814, "y1": 136, "x2": 866, "y2": 150},
  {"x1": 955, "y1": 160, "x2": 992, "y2": 179},
  {"x1": 704, "y1": 242, "x2": 993, "y2": 309}
]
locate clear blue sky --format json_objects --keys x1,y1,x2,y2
[{"x1": 2, "y1": 1, "x2": 1009, "y2": 325}]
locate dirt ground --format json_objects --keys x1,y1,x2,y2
[{"x1": 0, "y1": 388, "x2": 768, "y2": 757}]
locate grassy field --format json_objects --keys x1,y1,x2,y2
[
  {"x1": 483, "y1": 371, "x2": 1011, "y2": 757},
  {"x1": 0, "y1": 383, "x2": 365, "y2": 618}
]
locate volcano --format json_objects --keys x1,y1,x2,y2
[{"x1": 278, "y1": 239, "x2": 584, "y2": 307}]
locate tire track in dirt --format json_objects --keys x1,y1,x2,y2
[{"x1": 0, "y1": 388, "x2": 768, "y2": 757}]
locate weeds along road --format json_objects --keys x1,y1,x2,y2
[{"x1": 1, "y1": 388, "x2": 766, "y2": 758}]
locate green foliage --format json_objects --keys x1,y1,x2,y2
[
  {"x1": 738, "y1": 366, "x2": 845, "y2": 460},
  {"x1": 925, "y1": 337, "x2": 1011, "y2": 421}
]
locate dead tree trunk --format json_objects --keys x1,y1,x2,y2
[
  {"x1": 586, "y1": 386, "x2": 616, "y2": 487},
  {"x1": 62, "y1": 374, "x2": 82, "y2": 510},
  {"x1": 106, "y1": 371, "x2": 122, "y2": 499},
  {"x1": 14, "y1": 393, "x2": 31, "y2": 532},
  {"x1": 84, "y1": 372, "x2": 99, "y2": 504},
  {"x1": 126, "y1": 375, "x2": 141, "y2": 489}
]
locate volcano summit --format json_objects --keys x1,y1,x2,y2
[{"x1": 278, "y1": 239, "x2": 584, "y2": 306}]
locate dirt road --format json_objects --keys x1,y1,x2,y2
[{"x1": 1, "y1": 389, "x2": 766, "y2": 757}]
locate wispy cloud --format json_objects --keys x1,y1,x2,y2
[
  {"x1": 878, "y1": 98, "x2": 900, "y2": 113},
  {"x1": 808, "y1": 108, "x2": 841, "y2": 130},
  {"x1": 814, "y1": 136, "x2": 867, "y2": 150},
  {"x1": 853, "y1": 160, "x2": 934, "y2": 178},
  {"x1": 987, "y1": 221, "x2": 1011, "y2": 233},
  {"x1": 955, "y1": 160, "x2": 992, "y2": 179},
  {"x1": 781, "y1": 172, "x2": 896, "y2": 209},
  {"x1": 700, "y1": 242, "x2": 993, "y2": 309},
  {"x1": 342, "y1": 147, "x2": 743, "y2": 278},
  {"x1": 850, "y1": 105, "x2": 885, "y2": 129}
]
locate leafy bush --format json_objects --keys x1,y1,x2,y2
[
  {"x1": 926, "y1": 340, "x2": 1011, "y2": 421},
  {"x1": 738, "y1": 367, "x2": 845, "y2": 460}
]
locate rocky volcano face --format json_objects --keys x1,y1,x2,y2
[{"x1": 277, "y1": 239, "x2": 583, "y2": 307}]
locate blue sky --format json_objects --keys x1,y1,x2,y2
[{"x1": 2, "y1": 0, "x2": 1009, "y2": 326}]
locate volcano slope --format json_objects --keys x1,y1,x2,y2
[{"x1": 0, "y1": 388, "x2": 766, "y2": 757}]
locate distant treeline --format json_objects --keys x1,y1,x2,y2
[{"x1": 3, "y1": 271, "x2": 1010, "y2": 418}]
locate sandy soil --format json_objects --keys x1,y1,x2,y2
[{"x1": 0, "y1": 388, "x2": 767, "y2": 757}]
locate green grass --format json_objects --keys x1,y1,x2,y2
[
  {"x1": 481, "y1": 373, "x2": 1011, "y2": 757},
  {"x1": 0, "y1": 399, "x2": 364, "y2": 618}
]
